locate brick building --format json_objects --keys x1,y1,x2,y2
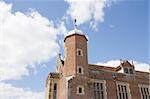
[{"x1": 45, "y1": 27, "x2": 149, "y2": 99}]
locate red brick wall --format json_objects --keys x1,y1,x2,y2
[{"x1": 64, "y1": 34, "x2": 88, "y2": 77}]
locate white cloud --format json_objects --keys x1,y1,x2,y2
[
  {"x1": 97, "y1": 60, "x2": 150, "y2": 72},
  {"x1": 0, "y1": 1, "x2": 67, "y2": 81},
  {"x1": 132, "y1": 61, "x2": 150, "y2": 72},
  {"x1": 65, "y1": 0, "x2": 114, "y2": 30},
  {"x1": 97, "y1": 60, "x2": 121, "y2": 67},
  {"x1": 0, "y1": 2, "x2": 68, "y2": 98},
  {"x1": 0, "y1": 82, "x2": 44, "y2": 99}
]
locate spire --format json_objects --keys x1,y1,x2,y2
[{"x1": 74, "y1": 18, "x2": 77, "y2": 29}]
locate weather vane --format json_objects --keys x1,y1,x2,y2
[{"x1": 74, "y1": 18, "x2": 77, "y2": 29}]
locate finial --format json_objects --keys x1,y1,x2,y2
[
  {"x1": 120, "y1": 59, "x2": 122, "y2": 64},
  {"x1": 131, "y1": 60, "x2": 134, "y2": 66},
  {"x1": 58, "y1": 53, "x2": 61, "y2": 57},
  {"x1": 74, "y1": 18, "x2": 77, "y2": 29}
]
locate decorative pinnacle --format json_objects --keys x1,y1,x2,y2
[{"x1": 74, "y1": 18, "x2": 77, "y2": 29}]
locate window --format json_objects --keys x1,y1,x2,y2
[
  {"x1": 77, "y1": 85, "x2": 84, "y2": 95},
  {"x1": 116, "y1": 82, "x2": 131, "y2": 99},
  {"x1": 77, "y1": 48, "x2": 83, "y2": 56},
  {"x1": 139, "y1": 85, "x2": 150, "y2": 99},
  {"x1": 78, "y1": 50, "x2": 81, "y2": 55},
  {"x1": 129, "y1": 68, "x2": 133, "y2": 74},
  {"x1": 123, "y1": 67, "x2": 134, "y2": 74},
  {"x1": 124, "y1": 68, "x2": 129, "y2": 73},
  {"x1": 53, "y1": 83, "x2": 57, "y2": 99},
  {"x1": 77, "y1": 66, "x2": 84, "y2": 74},
  {"x1": 54, "y1": 83, "x2": 57, "y2": 90},
  {"x1": 91, "y1": 80, "x2": 107, "y2": 99},
  {"x1": 79, "y1": 68, "x2": 82, "y2": 73},
  {"x1": 79, "y1": 87, "x2": 82, "y2": 93}
]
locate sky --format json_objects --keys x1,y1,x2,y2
[{"x1": 0, "y1": 0, "x2": 149, "y2": 99}]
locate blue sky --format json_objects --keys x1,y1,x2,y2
[{"x1": 0, "y1": 0, "x2": 149, "y2": 98}]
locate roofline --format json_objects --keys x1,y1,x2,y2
[
  {"x1": 89, "y1": 64, "x2": 116, "y2": 69},
  {"x1": 89, "y1": 64, "x2": 150, "y2": 73},
  {"x1": 64, "y1": 33, "x2": 88, "y2": 42},
  {"x1": 135, "y1": 70, "x2": 150, "y2": 74}
]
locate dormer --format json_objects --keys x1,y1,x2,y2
[{"x1": 115, "y1": 60, "x2": 135, "y2": 74}]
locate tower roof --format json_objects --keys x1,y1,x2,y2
[
  {"x1": 66, "y1": 29, "x2": 83, "y2": 36},
  {"x1": 64, "y1": 29, "x2": 88, "y2": 42}
]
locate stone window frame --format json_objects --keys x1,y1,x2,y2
[
  {"x1": 116, "y1": 82, "x2": 131, "y2": 99},
  {"x1": 90, "y1": 79, "x2": 107, "y2": 99},
  {"x1": 138, "y1": 84, "x2": 150, "y2": 99},
  {"x1": 77, "y1": 48, "x2": 83, "y2": 56},
  {"x1": 77, "y1": 66, "x2": 84, "y2": 74},
  {"x1": 77, "y1": 85, "x2": 85, "y2": 95}
]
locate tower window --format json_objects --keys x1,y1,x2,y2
[
  {"x1": 79, "y1": 68, "x2": 82, "y2": 73},
  {"x1": 77, "y1": 85, "x2": 84, "y2": 95},
  {"x1": 77, "y1": 66, "x2": 84, "y2": 74},
  {"x1": 77, "y1": 48, "x2": 83, "y2": 56},
  {"x1": 54, "y1": 83, "x2": 57, "y2": 90},
  {"x1": 53, "y1": 83, "x2": 57, "y2": 99},
  {"x1": 79, "y1": 87, "x2": 82, "y2": 93},
  {"x1": 78, "y1": 50, "x2": 81, "y2": 55}
]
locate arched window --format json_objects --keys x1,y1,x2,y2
[
  {"x1": 77, "y1": 48, "x2": 83, "y2": 56},
  {"x1": 79, "y1": 87, "x2": 82, "y2": 93},
  {"x1": 77, "y1": 85, "x2": 84, "y2": 95},
  {"x1": 77, "y1": 66, "x2": 84, "y2": 74}
]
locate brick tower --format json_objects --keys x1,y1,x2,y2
[
  {"x1": 62, "y1": 26, "x2": 91, "y2": 99},
  {"x1": 64, "y1": 28, "x2": 88, "y2": 76}
]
